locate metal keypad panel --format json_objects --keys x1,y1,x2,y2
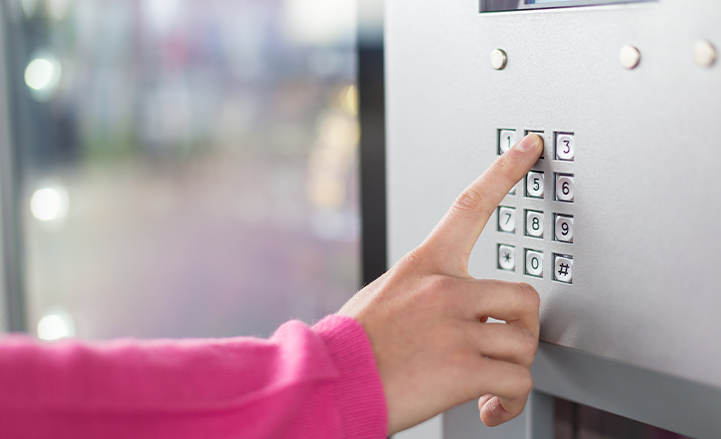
[{"x1": 496, "y1": 129, "x2": 575, "y2": 284}]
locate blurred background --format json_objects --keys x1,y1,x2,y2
[{"x1": 0, "y1": 0, "x2": 384, "y2": 340}]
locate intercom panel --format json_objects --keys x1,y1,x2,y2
[{"x1": 387, "y1": 0, "x2": 720, "y2": 435}]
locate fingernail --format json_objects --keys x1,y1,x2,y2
[{"x1": 517, "y1": 134, "x2": 542, "y2": 153}]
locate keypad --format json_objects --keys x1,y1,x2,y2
[{"x1": 494, "y1": 128, "x2": 576, "y2": 285}]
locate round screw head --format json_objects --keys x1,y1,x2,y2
[
  {"x1": 490, "y1": 49, "x2": 507, "y2": 70},
  {"x1": 619, "y1": 45, "x2": 641, "y2": 70},
  {"x1": 694, "y1": 40, "x2": 717, "y2": 68}
]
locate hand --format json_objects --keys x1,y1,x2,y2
[{"x1": 338, "y1": 134, "x2": 543, "y2": 434}]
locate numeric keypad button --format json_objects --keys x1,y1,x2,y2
[
  {"x1": 525, "y1": 210, "x2": 544, "y2": 238},
  {"x1": 498, "y1": 207, "x2": 516, "y2": 233},
  {"x1": 526, "y1": 171, "x2": 544, "y2": 198},
  {"x1": 525, "y1": 250, "x2": 543, "y2": 278},
  {"x1": 499, "y1": 130, "x2": 517, "y2": 154},
  {"x1": 556, "y1": 133, "x2": 575, "y2": 161},
  {"x1": 556, "y1": 174, "x2": 574, "y2": 203},
  {"x1": 554, "y1": 255, "x2": 573, "y2": 283},
  {"x1": 554, "y1": 215, "x2": 574, "y2": 243},
  {"x1": 498, "y1": 245, "x2": 516, "y2": 271}
]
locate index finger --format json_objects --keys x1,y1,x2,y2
[{"x1": 423, "y1": 134, "x2": 543, "y2": 274}]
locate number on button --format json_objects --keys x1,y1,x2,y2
[
  {"x1": 556, "y1": 133, "x2": 575, "y2": 161},
  {"x1": 525, "y1": 210, "x2": 543, "y2": 238},
  {"x1": 498, "y1": 245, "x2": 515, "y2": 271},
  {"x1": 498, "y1": 207, "x2": 516, "y2": 233},
  {"x1": 526, "y1": 171, "x2": 544, "y2": 198},
  {"x1": 499, "y1": 129, "x2": 517, "y2": 155},
  {"x1": 525, "y1": 250, "x2": 543, "y2": 278},
  {"x1": 556, "y1": 174, "x2": 574, "y2": 203},
  {"x1": 554, "y1": 215, "x2": 574, "y2": 243}
]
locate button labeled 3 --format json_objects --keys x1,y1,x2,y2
[
  {"x1": 556, "y1": 133, "x2": 575, "y2": 161},
  {"x1": 498, "y1": 245, "x2": 515, "y2": 271},
  {"x1": 498, "y1": 207, "x2": 516, "y2": 233},
  {"x1": 526, "y1": 171, "x2": 544, "y2": 198}
]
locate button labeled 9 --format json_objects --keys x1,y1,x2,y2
[{"x1": 554, "y1": 214, "x2": 574, "y2": 243}]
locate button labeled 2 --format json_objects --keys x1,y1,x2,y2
[{"x1": 526, "y1": 171, "x2": 544, "y2": 198}]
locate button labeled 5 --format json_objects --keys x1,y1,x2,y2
[{"x1": 526, "y1": 171, "x2": 544, "y2": 198}]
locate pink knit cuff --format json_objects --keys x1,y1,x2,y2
[{"x1": 313, "y1": 315, "x2": 388, "y2": 439}]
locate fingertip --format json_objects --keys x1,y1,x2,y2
[
  {"x1": 517, "y1": 133, "x2": 543, "y2": 153},
  {"x1": 479, "y1": 396, "x2": 517, "y2": 427}
]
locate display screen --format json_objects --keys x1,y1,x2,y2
[{"x1": 481, "y1": 0, "x2": 654, "y2": 12}]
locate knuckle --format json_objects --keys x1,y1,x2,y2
[
  {"x1": 517, "y1": 282, "x2": 540, "y2": 311},
  {"x1": 517, "y1": 369, "x2": 534, "y2": 395},
  {"x1": 520, "y1": 328, "x2": 539, "y2": 364},
  {"x1": 400, "y1": 247, "x2": 426, "y2": 271},
  {"x1": 450, "y1": 188, "x2": 493, "y2": 220}
]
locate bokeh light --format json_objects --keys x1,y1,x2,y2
[
  {"x1": 37, "y1": 311, "x2": 75, "y2": 340},
  {"x1": 30, "y1": 186, "x2": 69, "y2": 222}
]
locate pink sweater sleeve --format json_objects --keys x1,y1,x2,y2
[{"x1": 0, "y1": 315, "x2": 388, "y2": 439}]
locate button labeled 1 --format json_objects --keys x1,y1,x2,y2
[
  {"x1": 525, "y1": 210, "x2": 543, "y2": 238},
  {"x1": 525, "y1": 250, "x2": 543, "y2": 278},
  {"x1": 498, "y1": 207, "x2": 516, "y2": 233},
  {"x1": 556, "y1": 174, "x2": 574, "y2": 202},
  {"x1": 526, "y1": 171, "x2": 544, "y2": 198},
  {"x1": 556, "y1": 133, "x2": 575, "y2": 161},
  {"x1": 554, "y1": 254, "x2": 573, "y2": 284},
  {"x1": 498, "y1": 245, "x2": 515, "y2": 271},
  {"x1": 499, "y1": 130, "x2": 517, "y2": 154},
  {"x1": 555, "y1": 215, "x2": 574, "y2": 243}
]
